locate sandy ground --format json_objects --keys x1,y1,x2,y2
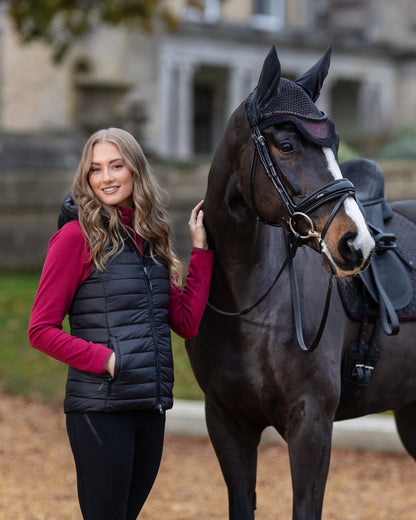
[{"x1": 0, "y1": 392, "x2": 415, "y2": 520}]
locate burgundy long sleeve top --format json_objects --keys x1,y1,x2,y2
[{"x1": 28, "y1": 207, "x2": 213, "y2": 375}]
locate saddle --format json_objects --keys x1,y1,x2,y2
[{"x1": 339, "y1": 158, "x2": 414, "y2": 406}]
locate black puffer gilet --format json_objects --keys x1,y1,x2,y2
[{"x1": 64, "y1": 235, "x2": 173, "y2": 414}]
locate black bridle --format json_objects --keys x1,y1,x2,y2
[
  {"x1": 207, "y1": 113, "x2": 357, "y2": 352},
  {"x1": 249, "y1": 124, "x2": 355, "y2": 239}
]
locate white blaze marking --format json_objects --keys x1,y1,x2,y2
[{"x1": 322, "y1": 147, "x2": 374, "y2": 271}]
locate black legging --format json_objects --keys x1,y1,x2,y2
[{"x1": 66, "y1": 409, "x2": 166, "y2": 520}]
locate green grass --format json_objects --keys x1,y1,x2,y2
[{"x1": 0, "y1": 272, "x2": 203, "y2": 404}]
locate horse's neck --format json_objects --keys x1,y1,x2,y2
[
  {"x1": 204, "y1": 114, "x2": 286, "y2": 291},
  {"x1": 207, "y1": 202, "x2": 285, "y2": 296}
]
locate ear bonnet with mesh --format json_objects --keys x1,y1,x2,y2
[{"x1": 246, "y1": 46, "x2": 338, "y2": 149}]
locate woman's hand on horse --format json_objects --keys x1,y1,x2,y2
[{"x1": 189, "y1": 200, "x2": 208, "y2": 249}]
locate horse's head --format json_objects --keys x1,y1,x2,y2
[{"x1": 233, "y1": 45, "x2": 374, "y2": 277}]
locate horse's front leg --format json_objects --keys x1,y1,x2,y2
[
  {"x1": 205, "y1": 399, "x2": 262, "y2": 520},
  {"x1": 286, "y1": 399, "x2": 335, "y2": 520}
]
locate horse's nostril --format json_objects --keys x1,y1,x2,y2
[{"x1": 338, "y1": 232, "x2": 363, "y2": 266}]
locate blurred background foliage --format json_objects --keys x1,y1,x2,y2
[
  {"x1": 378, "y1": 128, "x2": 416, "y2": 160},
  {"x1": 8, "y1": 0, "x2": 178, "y2": 61}
]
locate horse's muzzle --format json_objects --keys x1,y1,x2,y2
[{"x1": 322, "y1": 231, "x2": 375, "y2": 277}]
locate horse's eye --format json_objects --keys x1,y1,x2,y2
[{"x1": 277, "y1": 141, "x2": 294, "y2": 154}]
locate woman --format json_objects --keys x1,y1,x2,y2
[{"x1": 28, "y1": 127, "x2": 213, "y2": 520}]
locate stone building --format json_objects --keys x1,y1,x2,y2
[
  {"x1": 2, "y1": 0, "x2": 416, "y2": 267},
  {"x1": 3, "y1": 0, "x2": 416, "y2": 158}
]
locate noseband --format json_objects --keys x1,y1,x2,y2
[{"x1": 207, "y1": 112, "x2": 358, "y2": 352}]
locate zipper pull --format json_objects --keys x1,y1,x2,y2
[
  {"x1": 144, "y1": 266, "x2": 153, "y2": 290},
  {"x1": 98, "y1": 376, "x2": 112, "y2": 391},
  {"x1": 157, "y1": 403, "x2": 164, "y2": 414}
]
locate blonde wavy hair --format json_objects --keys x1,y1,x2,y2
[{"x1": 72, "y1": 127, "x2": 182, "y2": 286}]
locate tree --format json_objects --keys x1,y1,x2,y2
[{"x1": 7, "y1": 0, "x2": 178, "y2": 62}]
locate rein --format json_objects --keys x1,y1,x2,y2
[
  {"x1": 207, "y1": 115, "x2": 356, "y2": 352},
  {"x1": 206, "y1": 233, "x2": 334, "y2": 352}
]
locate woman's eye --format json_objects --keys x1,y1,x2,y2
[{"x1": 89, "y1": 167, "x2": 100, "y2": 174}]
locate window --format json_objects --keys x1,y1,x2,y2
[
  {"x1": 182, "y1": 0, "x2": 221, "y2": 23},
  {"x1": 252, "y1": 0, "x2": 285, "y2": 31}
]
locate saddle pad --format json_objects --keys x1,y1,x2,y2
[{"x1": 338, "y1": 210, "x2": 416, "y2": 321}]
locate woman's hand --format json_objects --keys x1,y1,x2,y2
[
  {"x1": 106, "y1": 352, "x2": 115, "y2": 377},
  {"x1": 189, "y1": 200, "x2": 208, "y2": 249}
]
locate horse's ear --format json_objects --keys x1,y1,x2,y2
[
  {"x1": 256, "y1": 45, "x2": 281, "y2": 112},
  {"x1": 295, "y1": 46, "x2": 332, "y2": 102}
]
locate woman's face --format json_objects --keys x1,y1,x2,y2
[{"x1": 88, "y1": 141, "x2": 134, "y2": 208}]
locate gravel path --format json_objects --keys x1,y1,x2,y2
[{"x1": 0, "y1": 392, "x2": 415, "y2": 519}]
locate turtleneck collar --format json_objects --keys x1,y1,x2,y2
[{"x1": 118, "y1": 206, "x2": 135, "y2": 226}]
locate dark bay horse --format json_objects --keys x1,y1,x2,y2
[{"x1": 186, "y1": 46, "x2": 416, "y2": 519}]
